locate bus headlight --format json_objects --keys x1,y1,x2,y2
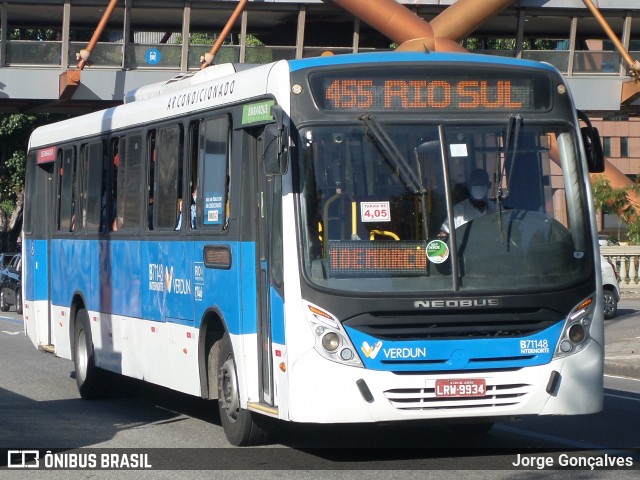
[
  {"x1": 568, "y1": 323, "x2": 586, "y2": 343},
  {"x1": 303, "y1": 300, "x2": 363, "y2": 368},
  {"x1": 553, "y1": 296, "x2": 595, "y2": 359},
  {"x1": 321, "y1": 332, "x2": 340, "y2": 351}
]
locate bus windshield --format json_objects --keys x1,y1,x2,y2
[{"x1": 297, "y1": 122, "x2": 591, "y2": 294}]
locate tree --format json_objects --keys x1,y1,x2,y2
[
  {"x1": 591, "y1": 176, "x2": 640, "y2": 244},
  {"x1": 0, "y1": 113, "x2": 63, "y2": 251}
]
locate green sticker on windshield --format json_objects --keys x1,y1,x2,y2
[{"x1": 426, "y1": 239, "x2": 449, "y2": 264}]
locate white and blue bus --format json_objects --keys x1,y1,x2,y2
[{"x1": 24, "y1": 52, "x2": 605, "y2": 446}]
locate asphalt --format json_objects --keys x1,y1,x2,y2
[{"x1": 604, "y1": 297, "x2": 640, "y2": 381}]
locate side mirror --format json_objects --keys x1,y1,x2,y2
[
  {"x1": 578, "y1": 111, "x2": 604, "y2": 173},
  {"x1": 263, "y1": 105, "x2": 288, "y2": 176}
]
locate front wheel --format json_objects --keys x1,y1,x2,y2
[
  {"x1": 73, "y1": 309, "x2": 108, "y2": 399},
  {"x1": 217, "y1": 333, "x2": 270, "y2": 446}
]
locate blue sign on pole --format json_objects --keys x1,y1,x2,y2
[{"x1": 145, "y1": 48, "x2": 161, "y2": 65}]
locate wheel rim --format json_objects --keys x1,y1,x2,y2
[
  {"x1": 603, "y1": 292, "x2": 615, "y2": 317},
  {"x1": 219, "y1": 356, "x2": 240, "y2": 423},
  {"x1": 76, "y1": 328, "x2": 88, "y2": 382}
]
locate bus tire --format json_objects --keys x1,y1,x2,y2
[
  {"x1": 73, "y1": 308, "x2": 107, "y2": 399},
  {"x1": 217, "y1": 332, "x2": 270, "y2": 446}
]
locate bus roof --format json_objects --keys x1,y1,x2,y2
[
  {"x1": 28, "y1": 61, "x2": 287, "y2": 150},
  {"x1": 288, "y1": 51, "x2": 562, "y2": 74}
]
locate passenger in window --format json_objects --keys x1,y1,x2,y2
[
  {"x1": 439, "y1": 168, "x2": 495, "y2": 236},
  {"x1": 175, "y1": 198, "x2": 183, "y2": 230},
  {"x1": 190, "y1": 187, "x2": 198, "y2": 229}
]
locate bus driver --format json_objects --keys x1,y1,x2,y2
[{"x1": 439, "y1": 168, "x2": 495, "y2": 236}]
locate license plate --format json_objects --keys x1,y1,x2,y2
[{"x1": 435, "y1": 378, "x2": 486, "y2": 398}]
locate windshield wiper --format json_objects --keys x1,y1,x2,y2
[
  {"x1": 359, "y1": 114, "x2": 425, "y2": 195},
  {"x1": 497, "y1": 114, "x2": 523, "y2": 200},
  {"x1": 359, "y1": 114, "x2": 430, "y2": 240},
  {"x1": 496, "y1": 114, "x2": 523, "y2": 238}
]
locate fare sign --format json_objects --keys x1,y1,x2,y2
[
  {"x1": 360, "y1": 201, "x2": 390, "y2": 223},
  {"x1": 435, "y1": 378, "x2": 487, "y2": 398}
]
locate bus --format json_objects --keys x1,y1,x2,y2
[{"x1": 23, "y1": 51, "x2": 605, "y2": 446}]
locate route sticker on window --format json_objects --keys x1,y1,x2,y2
[
  {"x1": 360, "y1": 201, "x2": 390, "y2": 222},
  {"x1": 204, "y1": 191, "x2": 224, "y2": 225},
  {"x1": 426, "y1": 239, "x2": 449, "y2": 264}
]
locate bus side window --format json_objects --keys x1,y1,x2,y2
[
  {"x1": 147, "y1": 131, "x2": 156, "y2": 231},
  {"x1": 186, "y1": 121, "x2": 200, "y2": 231},
  {"x1": 110, "y1": 138, "x2": 120, "y2": 231},
  {"x1": 113, "y1": 134, "x2": 142, "y2": 231},
  {"x1": 81, "y1": 141, "x2": 105, "y2": 232},
  {"x1": 57, "y1": 146, "x2": 76, "y2": 233},
  {"x1": 123, "y1": 135, "x2": 142, "y2": 230},
  {"x1": 200, "y1": 116, "x2": 230, "y2": 230},
  {"x1": 154, "y1": 125, "x2": 183, "y2": 230}
]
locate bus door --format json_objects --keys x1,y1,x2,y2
[
  {"x1": 255, "y1": 123, "x2": 286, "y2": 406},
  {"x1": 23, "y1": 150, "x2": 55, "y2": 349}
]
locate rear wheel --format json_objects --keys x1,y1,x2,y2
[
  {"x1": 73, "y1": 309, "x2": 108, "y2": 399},
  {"x1": 603, "y1": 287, "x2": 618, "y2": 319},
  {"x1": 217, "y1": 332, "x2": 270, "y2": 446}
]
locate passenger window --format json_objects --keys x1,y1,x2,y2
[
  {"x1": 200, "y1": 116, "x2": 230, "y2": 230},
  {"x1": 153, "y1": 125, "x2": 183, "y2": 230},
  {"x1": 57, "y1": 146, "x2": 77, "y2": 233},
  {"x1": 114, "y1": 135, "x2": 142, "y2": 231},
  {"x1": 80, "y1": 141, "x2": 105, "y2": 232}
]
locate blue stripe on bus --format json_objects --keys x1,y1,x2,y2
[
  {"x1": 345, "y1": 320, "x2": 564, "y2": 371},
  {"x1": 26, "y1": 239, "x2": 260, "y2": 336},
  {"x1": 270, "y1": 286, "x2": 285, "y2": 345},
  {"x1": 288, "y1": 51, "x2": 560, "y2": 73}
]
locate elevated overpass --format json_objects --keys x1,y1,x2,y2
[{"x1": 0, "y1": 0, "x2": 638, "y2": 116}]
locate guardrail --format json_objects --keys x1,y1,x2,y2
[
  {"x1": 3, "y1": 40, "x2": 637, "y2": 74},
  {"x1": 601, "y1": 246, "x2": 640, "y2": 296},
  {"x1": 3, "y1": 41, "x2": 298, "y2": 69}
]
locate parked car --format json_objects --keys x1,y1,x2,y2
[
  {"x1": 601, "y1": 255, "x2": 620, "y2": 319},
  {"x1": 0, "y1": 252, "x2": 18, "y2": 295},
  {"x1": 0, "y1": 253, "x2": 22, "y2": 314},
  {"x1": 598, "y1": 234, "x2": 617, "y2": 247},
  {"x1": 0, "y1": 252, "x2": 17, "y2": 269}
]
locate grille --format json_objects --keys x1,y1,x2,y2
[
  {"x1": 384, "y1": 382, "x2": 532, "y2": 411},
  {"x1": 345, "y1": 310, "x2": 562, "y2": 340}
]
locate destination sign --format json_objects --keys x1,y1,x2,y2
[
  {"x1": 310, "y1": 67, "x2": 551, "y2": 112},
  {"x1": 37, "y1": 147, "x2": 57, "y2": 164},
  {"x1": 327, "y1": 241, "x2": 428, "y2": 277}
]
